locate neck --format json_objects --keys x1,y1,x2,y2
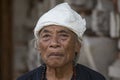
[{"x1": 46, "y1": 63, "x2": 74, "y2": 80}]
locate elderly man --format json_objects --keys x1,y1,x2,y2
[{"x1": 17, "y1": 3, "x2": 105, "y2": 80}]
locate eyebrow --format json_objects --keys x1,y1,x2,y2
[
  {"x1": 40, "y1": 29, "x2": 51, "y2": 34},
  {"x1": 57, "y1": 30, "x2": 69, "y2": 34}
]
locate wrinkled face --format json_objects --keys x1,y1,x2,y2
[{"x1": 38, "y1": 25, "x2": 80, "y2": 67}]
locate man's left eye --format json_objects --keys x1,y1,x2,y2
[
  {"x1": 60, "y1": 34, "x2": 69, "y2": 37},
  {"x1": 59, "y1": 34, "x2": 69, "y2": 41}
]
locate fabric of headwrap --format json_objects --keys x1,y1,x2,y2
[{"x1": 34, "y1": 2, "x2": 86, "y2": 42}]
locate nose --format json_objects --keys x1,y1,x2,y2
[{"x1": 49, "y1": 36, "x2": 60, "y2": 48}]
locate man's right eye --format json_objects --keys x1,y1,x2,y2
[
  {"x1": 42, "y1": 34, "x2": 50, "y2": 38},
  {"x1": 41, "y1": 34, "x2": 51, "y2": 41}
]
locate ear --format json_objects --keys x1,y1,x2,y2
[
  {"x1": 75, "y1": 41, "x2": 81, "y2": 53},
  {"x1": 35, "y1": 39, "x2": 41, "y2": 51}
]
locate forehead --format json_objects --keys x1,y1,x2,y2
[{"x1": 39, "y1": 25, "x2": 74, "y2": 34}]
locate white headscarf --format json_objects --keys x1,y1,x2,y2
[{"x1": 34, "y1": 2, "x2": 86, "y2": 42}]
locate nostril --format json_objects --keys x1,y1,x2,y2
[
  {"x1": 49, "y1": 41, "x2": 60, "y2": 48},
  {"x1": 49, "y1": 43, "x2": 60, "y2": 48}
]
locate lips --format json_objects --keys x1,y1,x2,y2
[{"x1": 48, "y1": 52, "x2": 64, "y2": 58}]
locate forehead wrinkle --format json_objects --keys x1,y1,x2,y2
[
  {"x1": 40, "y1": 29, "x2": 52, "y2": 34},
  {"x1": 40, "y1": 26, "x2": 70, "y2": 34},
  {"x1": 39, "y1": 25, "x2": 77, "y2": 37}
]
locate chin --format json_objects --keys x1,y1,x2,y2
[{"x1": 46, "y1": 62, "x2": 65, "y2": 68}]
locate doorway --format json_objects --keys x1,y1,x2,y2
[{"x1": 0, "y1": 0, "x2": 13, "y2": 80}]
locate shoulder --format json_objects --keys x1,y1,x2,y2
[
  {"x1": 16, "y1": 66, "x2": 44, "y2": 80},
  {"x1": 76, "y1": 64, "x2": 106, "y2": 80}
]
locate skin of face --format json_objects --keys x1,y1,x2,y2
[{"x1": 38, "y1": 25, "x2": 81, "y2": 68}]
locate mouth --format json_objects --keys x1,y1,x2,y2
[{"x1": 48, "y1": 52, "x2": 64, "y2": 58}]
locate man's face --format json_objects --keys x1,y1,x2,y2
[{"x1": 38, "y1": 25, "x2": 80, "y2": 67}]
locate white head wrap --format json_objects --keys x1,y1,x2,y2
[{"x1": 34, "y1": 2, "x2": 86, "y2": 42}]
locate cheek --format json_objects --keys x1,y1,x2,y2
[
  {"x1": 39, "y1": 40, "x2": 48, "y2": 52},
  {"x1": 67, "y1": 45, "x2": 75, "y2": 57},
  {"x1": 64, "y1": 38, "x2": 76, "y2": 51},
  {"x1": 63, "y1": 40, "x2": 76, "y2": 60},
  {"x1": 38, "y1": 42, "x2": 48, "y2": 58}
]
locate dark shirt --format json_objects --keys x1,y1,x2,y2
[{"x1": 17, "y1": 64, "x2": 106, "y2": 80}]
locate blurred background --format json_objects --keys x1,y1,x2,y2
[{"x1": 0, "y1": 0, "x2": 120, "y2": 80}]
